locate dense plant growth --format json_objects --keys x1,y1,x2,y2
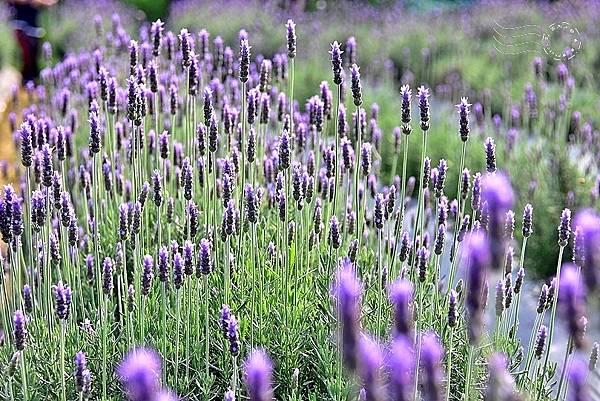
[{"x1": 0, "y1": 8, "x2": 599, "y2": 401}]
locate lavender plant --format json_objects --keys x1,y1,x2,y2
[{"x1": 0, "y1": 9, "x2": 598, "y2": 401}]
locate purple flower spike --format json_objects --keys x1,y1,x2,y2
[
  {"x1": 333, "y1": 258, "x2": 362, "y2": 371},
  {"x1": 559, "y1": 263, "x2": 586, "y2": 349},
  {"x1": 419, "y1": 331, "x2": 444, "y2": 401},
  {"x1": 330, "y1": 41, "x2": 343, "y2": 85},
  {"x1": 358, "y1": 336, "x2": 385, "y2": 401},
  {"x1": 118, "y1": 347, "x2": 162, "y2": 401},
  {"x1": 464, "y1": 233, "x2": 490, "y2": 344},
  {"x1": 389, "y1": 278, "x2": 413, "y2": 337},
  {"x1": 198, "y1": 238, "x2": 212, "y2": 276},
  {"x1": 142, "y1": 255, "x2": 154, "y2": 296},
  {"x1": 52, "y1": 281, "x2": 72, "y2": 320},
  {"x1": 522, "y1": 203, "x2": 533, "y2": 238},
  {"x1": 455, "y1": 97, "x2": 471, "y2": 142},
  {"x1": 286, "y1": 19, "x2": 296, "y2": 59},
  {"x1": 239, "y1": 39, "x2": 251, "y2": 83},
  {"x1": 482, "y1": 173, "x2": 514, "y2": 270},
  {"x1": 484, "y1": 137, "x2": 496, "y2": 174},
  {"x1": 568, "y1": 357, "x2": 589, "y2": 401},
  {"x1": 388, "y1": 335, "x2": 414, "y2": 401},
  {"x1": 102, "y1": 257, "x2": 114, "y2": 295},
  {"x1": 484, "y1": 353, "x2": 517, "y2": 400},
  {"x1": 13, "y1": 309, "x2": 27, "y2": 350},
  {"x1": 75, "y1": 351, "x2": 87, "y2": 392},
  {"x1": 350, "y1": 64, "x2": 362, "y2": 106},
  {"x1": 573, "y1": 209, "x2": 600, "y2": 291},
  {"x1": 558, "y1": 208, "x2": 571, "y2": 247},
  {"x1": 417, "y1": 86, "x2": 430, "y2": 131},
  {"x1": 244, "y1": 349, "x2": 273, "y2": 401}
]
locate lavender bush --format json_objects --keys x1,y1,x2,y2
[{"x1": 0, "y1": 6, "x2": 599, "y2": 401}]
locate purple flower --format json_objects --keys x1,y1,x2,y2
[
  {"x1": 19, "y1": 123, "x2": 33, "y2": 167},
  {"x1": 573, "y1": 209, "x2": 600, "y2": 291},
  {"x1": 244, "y1": 349, "x2": 273, "y2": 401},
  {"x1": 358, "y1": 336, "x2": 385, "y2": 401},
  {"x1": 142, "y1": 255, "x2": 154, "y2": 296},
  {"x1": 361, "y1": 143, "x2": 372, "y2": 177},
  {"x1": 245, "y1": 185, "x2": 258, "y2": 224},
  {"x1": 388, "y1": 335, "x2": 414, "y2": 401},
  {"x1": 227, "y1": 314, "x2": 240, "y2": 356},
  {"x1": 350, "y1": 64, "x2": 362, "y2": 106},
  {"x1": 559, "y1": 263, "x2": 586, "y2": 349},
  {"x1": 13, "y1": 310, "x2": 27, "y2": 350},
  {"x1": 102, "y1": 257, "x2": 114, "y2": 295},
  {"x1": 118, "y1": 348, "x2": 162, "y2": 401},
  {"x1": 400, "y1": 85, "x2": 412, "y2": 127},
  {"x1": 333, "y1": 259, "x2": 362, "y2": 371},
  {"x1": 75, "y1": 351, "x2": 87, "y2": 392},
  {"x1": 197, "y1": 238, "x2": 212, "y2": 276},
  {"x1": 484, "y1": 137, "x2": 496, "y2": 174},
  {"x1": 534, "y1": 325, "x2": 547, "y2": 359},
  {"x1": 455, "y1": 97, "x2": 471, "y2": 142},
  {"x1": 53, "y1": 281, "x2": 72, "y2": 320},
  {"x1": 329, "y1": 216, "x2": 341, "y2": 249},
  {"x1": 558, "y1": 208, "x2": 572, "y2": 247},
  {"x1": 417, "y1": 86, "x2": 430, "y2": 131},
  {"x1": 482, "y1": 173, "x2": 514, "y2": 269},
  {"x1": 239, "y1": 39, "x2": 251, "y2": 83},
  {"x1": 419, "y1": 331, "x2": 444, "y2": 401},
  {"x1": 484, "y1": 353, "x2": 517, "y2": 400},
  {"x1": 522, "y1": 204, "x2": 533, "y2": 238},
  {"x1": 568, "y1": 357, "x2": 589, "y2": 401},
  {"x1": 330, "y1": 41, "x2": 343, "y2": 85},
  {"x1": 275, "y1": 129, "x2": 290, "y2": 172},
  {"x1": 417, "y1": 246, "x2": 429, "y2": 283},
  {"x1": 224, "y1": 389, "x2": 235, "y2": 401},
  {"x1": 374, "y1": 193, "x2": 384, "y2": 230},
  {"x1": 389, "y1": 278, "x2": 413, "y2": 337},
  {"x1": 464, "y1": 233, "x2": 490, "y2": 344}
]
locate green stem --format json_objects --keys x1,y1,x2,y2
[
  {"x1": 20, "y1": 350, "x2": 28, "y2": 401},
  {"x1": 60, "y1": 321, "x2": 66, "y2": 401},
  {"x1": 541, "y1": 246, "x2": 565, "y2": 377},
  {"x1": 445, "y1": 329, "x2": 454, "y2": 401}
]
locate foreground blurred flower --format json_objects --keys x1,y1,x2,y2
[
  {"x1": 482, "y1": 173, "x2": 514, "y2": 270},
  {"x1": 573, "y1": 209, "x2": 600, "y2": 292},
  {"x1": 420, "y1": 331, "x2": 444, "y2": 401},
  {"x1": 388, "y1": 335, "x2": 414, "y2": 401},
  {"x1": 118, "y1": 348, "x2": 163, "y2": 401},
  {"x1": 464, "y1": 233, "x2": 490, "y2": 344},
  {"x1": 484, "y1": 353, "x2": 518, "y2": 400},
  {"x1": 358, "y1": 336, "x2": 385, "y2": 401},
  {"x1": 244, "y1": 349, "x2": 273, "y2": 401},
  {"x1": 333, "y1": 258, "x2": 362, "y2": 371},
  {"x1": 559, "y1": 263, "x2": 586, "y2": 349}
]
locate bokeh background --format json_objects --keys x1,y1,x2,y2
[{"x1": 1, "y1": 0, "x2": 598, "y2": 279}]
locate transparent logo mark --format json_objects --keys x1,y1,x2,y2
[{"x1": 493, "y1": 20, "x2": 582, "y2": 60}]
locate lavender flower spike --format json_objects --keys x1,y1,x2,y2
[
  {"x1": 13, "y1": 309, "x2": 27, "y2": 350},
  {"x1": 484, "y1": 353, "x2": 517, "y2": 401},
  {"x1": 559, "y1": 263, "x2": 586, "y2": 349},
  {"x1": 118, "y1": 347, "x2": 162, "y2": 401},
  {"x1": 333, "y1": 258, "x2": 362, "y2": 371},
  {"x1": 574, "y1": 209, "x2": 600, "y2": 291},
  {"x1": 420, "y1": 331, "x2": 444, "y2": 401},
  {"x1": 388, "y1": 335, "x2": 414, "y2": 401},
  {"x1": 244, "y1": 349, "x2": 273, "y2": 401},
  {"x1": 358, "y1": 336, "x2": 386, "y2": 401},
  {"x1": 464, "y1": 233, "x2": 490, "y2": 344},
  {"x1": 389, "y1": 278, "x2": 413, "y2": 337}
]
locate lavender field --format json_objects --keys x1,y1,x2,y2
[{"x1": 0, "y1": 1, "x2": 599, "y2": 400}]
